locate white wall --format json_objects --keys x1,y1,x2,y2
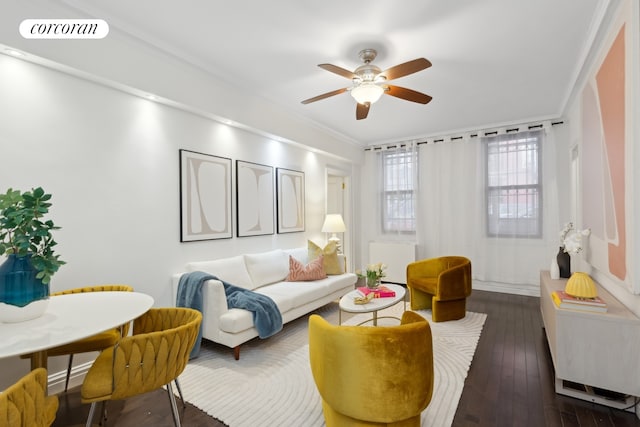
[
  {"x1": 0, "y1": 53, "x2": 356, "y2": 388},
  {"x1": 0, "y1": 1, "x2": 363, "y2": 163}
]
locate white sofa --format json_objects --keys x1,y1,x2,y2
[{"x1": 172, "y1": 247, "x2": 357, "y2": 359}]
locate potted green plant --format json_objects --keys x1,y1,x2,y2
[{"x1": 0, "y1": 187, "x2": 65, "y2": 322}]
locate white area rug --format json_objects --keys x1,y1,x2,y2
[{"x1": 179, "y1": 302, "x2": 486, "y2": 427}]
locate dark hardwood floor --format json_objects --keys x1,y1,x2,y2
[
  {"x1": 52, "y1": 386, "x2": 227, "y2": 427},
  {"x1": 454, "y1": 290, "x2": 640, "y2": 427},
  {"x1": 53, "y1": 290, "x2": 640, "y2": 427}
]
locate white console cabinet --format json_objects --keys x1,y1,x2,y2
[{"x1": 540, "y1": 270, "x2": 640, "y2": 409}]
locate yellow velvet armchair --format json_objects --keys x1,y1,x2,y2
[
  {"x1": 81, "y1": 307, "x2": 201, "y2": 427},
  {"x1": 308, "y1": 311, "x2": 434, "y2": 427},
  {"x1": 0, "y1": 368, "x2": 59, "y2": 427},
  {"x1": 21, "y1": 284, "x2": 134, "y2": 391},
  {"x1": 406, "y1": 256, "x2": 472, "y2": 322}
]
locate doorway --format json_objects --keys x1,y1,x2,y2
[{"x1": 326, "y1": 169, "x2": 352, "y2": 271}]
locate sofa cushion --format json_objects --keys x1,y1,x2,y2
[
  {"x1": 186, "y1": 255, "x2": 253, "y2": 289},
  {"x1": 308, "y1": 240, "x2": 342, "y2": 275},
  {"x1": 284, "y1": 247, "x2": 309, "y2": 264},
  {"x1": 260, "y1": 273, "x2": 356, "y2": 310},
  {"x1": 286, "y1": 255, "x2": 327, "y2": 281},
  {"x1": 219, "y1": 292, "x2": 295, "y2": 334},
  {"x1": 219, "y1": 308, "x2": 256, "y2": 334},
  {"x1": 258, "y1": 281, "x2": 327, "y2": 310},
  {"x1": 244, "y1": 249, "x2": 289, "y2": 288}
]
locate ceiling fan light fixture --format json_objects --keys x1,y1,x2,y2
[
  {"x1": 302, "y1": 49, "x2": 432, "y2": 120},
  {"x1": 351, "y1": 83, "x2": 384, "y2": 104}
]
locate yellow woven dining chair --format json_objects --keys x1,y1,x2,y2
[
  {"x1": 81, "y1": 307, "x2": 202, "y2": 427},
  {"x1": 0, "y1": 368, "x2": 59, "y2": 427},
  {"x1": 21, "y1": 284, "x2": 134, "y2": 391}
]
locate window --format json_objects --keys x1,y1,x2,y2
[
  {"x1": 485, "y1": 130, "x2": 542, "y2": 237},
  {"x1": 381, "y1": 149, "x2": 416, "y2": 233}
]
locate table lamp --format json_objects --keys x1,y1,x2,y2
[{"x1": 321, "y1": 214, "x2": 346, "y2": 254}]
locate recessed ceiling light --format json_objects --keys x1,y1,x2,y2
[{"x1": 4, "y1": 48, "x2": 25, "y2": 57}]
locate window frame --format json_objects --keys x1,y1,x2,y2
[
  {"x1": 484, "y1": 130, "x2": 543, "y2": 239},
  {"x1": 380, "y1": 149, "x2": 417, "y2": 234}
]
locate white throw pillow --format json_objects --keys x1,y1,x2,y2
[
  {"x1": 244, "y1": 249, "x2": 289, "y2": 288},
  {"x1": 283, "y1": 247, "x2": 308, "y2": 265},
  {"x1": 186, "y1": 255, "x2": 254, "y2": 289}
]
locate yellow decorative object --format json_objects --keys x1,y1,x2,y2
[
  {"x1": 81, "y1": 307, "x2": 202, "y2": 427},
  {"x1": 308, "y1": 311, "x2": 434, "y2": 426},
  {"x1": 406, "y1": 256, "x2": 472, "y2": 322},
  {"x1": 565, "y1": 272, "x2": 598, "y2": 299},
  {"x1": 308, "y1": 240, "x2": 342, "y2": 274},
  {"x1": 353, "y1": 292, "x2": 374, "y2": 305},
  {"x1": 0, "y1": 368, "x2": 59, "y2": 427}
]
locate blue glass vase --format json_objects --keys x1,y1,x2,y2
[{"x1": 0, "y1": 254, "x2": 50, "y2": 322}]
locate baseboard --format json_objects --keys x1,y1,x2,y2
[
  {"x1": 473, "y1": 280, "x2": 540, "y2": 297},
  {"x1": 47, "y1": 360, "x2": 92, "y2": 395}
]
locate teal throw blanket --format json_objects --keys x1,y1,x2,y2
[{"x1": 177, "y1": 271, "x2": 283, "y2": 358}]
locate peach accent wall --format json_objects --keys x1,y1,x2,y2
[
  {"x1": 596, "y1": 25, "x2": 627, "y2": 280},
  {"x1": 582, "y1": 24, "x2": 627, "y2": 281}
]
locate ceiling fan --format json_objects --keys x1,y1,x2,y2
[{"x1": 301, "y1": 48, "x2": 432, "y2": 120}]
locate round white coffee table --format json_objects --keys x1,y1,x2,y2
[{"x1": 338, "y1": 283, "x2": 406, "y2": 326}]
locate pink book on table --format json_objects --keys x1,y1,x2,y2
[{"x1": 356, "y1": 285, "x2": 396, "y2": 298}]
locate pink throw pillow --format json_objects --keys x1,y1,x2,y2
[{"x1": 286, "y1": 255, "x2": 327, "y2": 281}]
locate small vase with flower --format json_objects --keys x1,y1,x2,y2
[
  {"x1": 557, "y1": 222, "x2": 591, "y2": 278},
  {"x1": 356, "y1": 263, "x2": 387, "y2": 289}
]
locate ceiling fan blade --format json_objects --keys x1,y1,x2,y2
[
  {"x1": 385, "y1": 85, "x2": 432, "y2": 104},
  {"x1": 301, "y1": 87, "x2": 348, "y2": 104},
  {"x1": 318, "y1": 63, "x2": 356, "y2": 79},
  {"x1": 380, "y1": 58, "x2": 432, "y2": 81},
  {"x1": 356, "y1": 102, "x2": 370, "y2": 120}
]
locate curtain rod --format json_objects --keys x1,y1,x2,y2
[{"x1": 364, "y1": 120, "x2": 564, "y2": 151}]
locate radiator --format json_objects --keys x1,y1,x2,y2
[{"x1": 368, "y1": 242, "x2": 416, "y2": 285}]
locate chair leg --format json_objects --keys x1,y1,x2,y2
[
  {"x1": 85, "y1": 402, "x2": 97, "y2": 427},
  {"x1": 408, "y1": 287, "x2": 432, "y2": 310},
  {"x1": 100, "y1": 401, "x2": 107, "y2": 425},
  {"x1": 65, "y1": 354, "x2": 74, "y2": 392},
  {"x1": 173, "y1": 378, "x2": 186, "y2": 409},
  {"x1": 166, "y1": 381, "x2": 182, "y2": 427},
  {"x1": 432, "y1": 299, "x2": 466, "y2": 322}
]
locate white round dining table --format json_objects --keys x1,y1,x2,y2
[{"x1": 0, "y1": 291, "x2": 154, "y2": 369}]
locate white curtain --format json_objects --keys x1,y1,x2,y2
[
  {"x1": 416, "y1": 137, "x2": 482, "y2": 261},
  {"x1": 361, "y1": 123, "x2": 564, "y2": 289},
  {"x1": 361, "y1": 148, "x2": 381, "y2": 244},
  {"x1": 417, "y1": 124, "x2": 562, "y2": 286}
]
